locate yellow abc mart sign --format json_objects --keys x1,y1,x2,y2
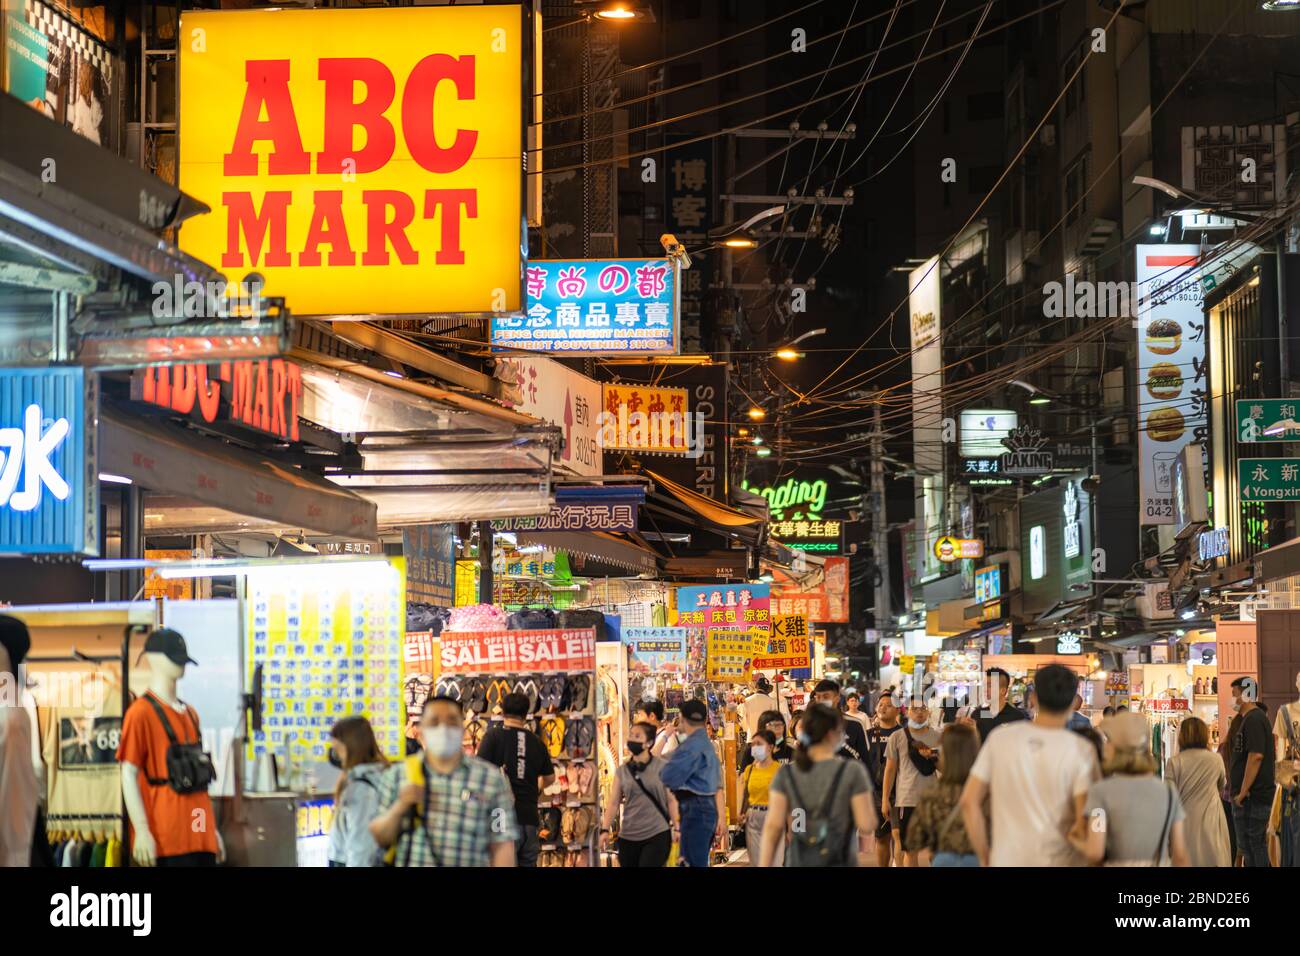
[{"x1": 178, "y1": 6, "x2": 523, "y2": 316}]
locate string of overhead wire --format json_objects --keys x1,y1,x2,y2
[
  {"x1": 793, "y1": 0, "x2": 1254, "y2": 411},
  {"x1": 530, "y1": 1, "x2": 1066, "y2": 174}
]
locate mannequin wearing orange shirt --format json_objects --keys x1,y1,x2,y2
[{"x1": 118, "y1": 629, "x2": 225, "y2": 867}]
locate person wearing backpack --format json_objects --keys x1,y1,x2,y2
[
  {"x1": 881, "y1": 696, "x2": 940, "y2": 866},
  {"x1": 757, "y1": 704, "x2": 877, "y2": 867},
  {"x1": 904, "y1": 723, "x2": 980, "y2": 866},
  {"x1": 599, "y1": 722, "x2": 677, "y2": 867},
  {"x1": 327, "y1": 716, "x2": 390, "y2": 867}
]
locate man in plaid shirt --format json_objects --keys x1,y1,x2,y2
[{"x1": 370, "y1": 696, "x2": 518, "y2": 867}]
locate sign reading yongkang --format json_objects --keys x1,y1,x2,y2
[{"x1": 178, "y1": 6, "x2": 524, "y2": 317}]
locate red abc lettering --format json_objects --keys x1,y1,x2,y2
[
  {"x1": 402, "y1": 54, "x2": 477, "y2": 174},
  {"x1": 317, "y1": 58, "x2": 396, "y2": 175},
  {"x1": 224, "y1": 61, "x2": 310, "y2": 176}
]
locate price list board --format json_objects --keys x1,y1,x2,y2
[{"x1": 247, "y1": 561, "x2": 406, "y2": 767}]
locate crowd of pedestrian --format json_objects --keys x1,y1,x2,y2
[{"x1": 303, "y1": 665, "x2": 1296, "y2": 869}]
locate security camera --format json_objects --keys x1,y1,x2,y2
[{"x1": 659, "y1": 233, "x2": 692, "y2": 270}]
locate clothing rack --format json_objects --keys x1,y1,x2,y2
[{"x1": 25, "y1": 625, "x2": 149, "y2": 853}]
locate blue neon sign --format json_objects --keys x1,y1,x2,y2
[
  {"x1": 489, "y1": 258, "x2": 679, "y2": 355},
  {"x1": 0, "y1": 367, "x2": 97, "y2": 554}
]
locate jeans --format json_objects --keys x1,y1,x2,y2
[
  {"x1": 1232, "y1": 795, "x2": 1272, "y2": 867},
  {"x1": 677, "y1": 794, "x2": 718, "y2": 868},
  {"x1": 618, "y1": 830, "x2": 672, "y2": 867},
  {"x1": 1283, "y1": 789, "x2": 1300, "y2": 868},
  {"x1": 515, "y1": 824, "x2": 540, "y2": 868},
  {"x1": 932, "y1": 851, "x2": 980, "y2": 867}
]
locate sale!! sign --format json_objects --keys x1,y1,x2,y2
[
  {"x1": 438, "y1": 629, "x2": 596, "y2": 675},
  {"x1": 178, "y1": 6, "x2": 523, "y2": 317}
]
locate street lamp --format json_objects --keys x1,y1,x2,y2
[
  {"x1": 708, "y1": 205, "x2": 787, "y2": 250},
  {"x1": 772, "y1": 327, "x2": 827, "y2": 361},
  {"x1": 747, "y1": 407, "x2": 766, "y2": 421}
]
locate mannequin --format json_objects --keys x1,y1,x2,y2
[
  {"x1": 118, "y1": 628, "x2": 224, "y2": 866},
  {"x1": 0, "y1": 616, "x2": 38, "y2": 868}
]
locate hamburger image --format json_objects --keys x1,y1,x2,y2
[
  {"x1": 1148, "y1": 406, "x2": 1186, "y2": 442},
  {"x1": 1146, "y1": 362, "x2": 1184, "y2": 400},
  {"x1": 1145, "y1": 319, "x2": 1181, "y2": 355}
]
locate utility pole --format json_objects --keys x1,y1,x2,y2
[{"x1": 870, "y1": 393, "x2": 890, "y2": 630}]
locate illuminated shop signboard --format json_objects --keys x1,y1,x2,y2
[
  {"x1": 131, "y1": 359, "x2": 303, "y2": 442},
  {"x1": 178, "y1": 6, "x2": 524, "y2": 316},
  {"x1": 0, "y1": 367, "x2": 98, "y2": 554},
  {"x1": 739, "y1": 476, "x2": 827, "y2": 520},
  {"x1": 492, "y1": 258, "x2": 680, "y2": 354}
]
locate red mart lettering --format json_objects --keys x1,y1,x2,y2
[
  {"x1": 220, "y1": 57, "x2": 480, "y2": 269},
  {"x1": 134, "y1": 359, "x2": 302, "y2": 441}
]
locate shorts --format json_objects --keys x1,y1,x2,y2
[{"x1": 893, "y1": 806, "x2": 916, "y2": 844}]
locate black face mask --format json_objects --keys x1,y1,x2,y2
[
  {"x1": 627, "y1": 740, "x2": 645, "y2": 757},
  {"x1": 327, "y1": 748, "x2": 343, "y2": 770}
]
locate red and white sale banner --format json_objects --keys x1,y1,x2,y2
[{"x1": 439, "y1": 628, "x2": 596, "y2": 674}]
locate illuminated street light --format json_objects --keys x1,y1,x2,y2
[
  {"x1": 774, "y1": 348, "x2": 802, "y2": 360},
  {"x1": 755, "y1": 447, "x2": 772, "y2": 457},
  {"x1": 737, "y1": 427, "x2": 750, "y2": 437},
  {"x1": 747, "y1": 407, "x2": 766, "y2": 421}
]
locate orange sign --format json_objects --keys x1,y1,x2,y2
[
  {"x1": 178, "y1": 6, "x2": 523, "y2": 316},
  {"x1": 600, "y1": 383, "x2": 691, "y2": 453}
]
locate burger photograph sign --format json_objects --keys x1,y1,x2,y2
[{"x1": 1134, "y1": 246, "x2": 1206, "y2": 524}]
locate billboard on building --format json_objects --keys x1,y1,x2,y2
[
  {"x1": 910, "y1": 258, "x2": 944, "y2": 580},
  {"x1": 178, "y1": 5, "x2": 524, "y2": 317}
]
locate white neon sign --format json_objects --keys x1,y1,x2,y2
[
  {"x1": 0, "y1": 404, "x2": 72, "y2": 512},
  {"x1": 1063, "y1": 482, "x2": 1081, "y2": 559},
  {"x1": 1029, "y1": 526, "x2": 1046, "y2": 580}
]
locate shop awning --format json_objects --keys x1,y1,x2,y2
[
  {"x1": 642, "y1": 469, "x2": 764, "y2": 548},
  {"x1": 100, "y1": 408, "x2": 377, "y2": 538},
  {"x1": 514, "y1": 530, "x2": 659, "y2": 575}
]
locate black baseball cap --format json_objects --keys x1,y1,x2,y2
[
  {"x1": 0, "y1": 615, "x2": 31, "y2": 672},
  {"x1": 679, "y1": 698, "x2": 708, "y2": 722},
  {"x1": 140, "y1": 627, "x2": 198, "y2": 667}
]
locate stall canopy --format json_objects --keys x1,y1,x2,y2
[
  {"x1": 100, "y1": 408, "x2": 377, "y2": 538},
  {"x1": 514, "y1": 530, "x2": 659, "y2": 576},
  {"x1": 301, "y1": 364, "x2": 558, "y2": 526},
  {"x1": 642, "y1": 469, "x2": 765, "y2": 548}
]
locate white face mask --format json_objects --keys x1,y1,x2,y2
[
  {"x1": 908, "y1": 716, "x2": 928, "y2": 730},
  {"x1": 423, "y1": 725, "x2": 462, "y2": 759},
  {"x1": 751, "y1": 745, "x2": 769, "y2": 762}
]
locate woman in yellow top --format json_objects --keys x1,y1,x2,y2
[{"x1": 741, "y1": 730, "x2": 783, "y2": 865}]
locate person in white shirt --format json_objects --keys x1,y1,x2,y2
[
  {"x1": 740, "y1": 677, "x2": 786, "y2": 737},
  {"x1": 960, "y1": 664, "x2": 1099, "y2": 867},
  {"x1": 844, "y1": 693, "x2": 871, "y2": 735},
  {"x1": 635, "y1": 700, "x2": 678, "y2": 756}
]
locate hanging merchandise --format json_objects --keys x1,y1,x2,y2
[{"x1": 438, "y1": 627, "x2": 600, "y2": 864}]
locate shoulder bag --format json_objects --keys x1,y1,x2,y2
[
  {"x1": 627, "y1": 760, "x2": 672, "y2": 826},
  {"x1": 901, "y1": 724, "x2": 938, "y2": 777},
  {"x1": 141, "y1": 694, "x2": 216, "y2": 794}
]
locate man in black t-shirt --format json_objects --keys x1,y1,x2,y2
[
  {"x1": 812, "y1": 679, "x2": 870, "y2": 767},
  {"x1": 1228, "y1": 677, "x2": 1275, "y2": 868},
  {"x1": 974, "y1": 667, "x2": 1028, "y2": 742},
  {"x1": 866, "y1": 692, "x2": 903, "y2": 866},
  {"x1": 476, "y1": 692, "x2": 555, "y2": 867}
]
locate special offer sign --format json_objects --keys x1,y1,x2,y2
[
  {"x1": 439, "y1": 629, "x2": 596, "y2": 675},
  {"x1": 178, "y1": 6, "x2": 524, "y2": 316}
]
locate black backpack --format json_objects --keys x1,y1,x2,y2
[{"x1": 142, "y1": 694, "x2": 217, "y2": 795}]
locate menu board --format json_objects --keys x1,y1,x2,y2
[{"x1": 247, "y1": 560, "x2": 406, "y2": 768}]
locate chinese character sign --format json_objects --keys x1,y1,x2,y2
[
  {"x1": 753, "y1": 614, "x2": 811, "y2": 670},
  {"x1": 600, "y1": 383, "x2": 691, "y2": 454},
  {"x1": 403, "y1": 524, "x2": 456, "y2": 606},
  {"x1": 675, "y1": 584, "x2": 771, "y2": 630},
  {"x1": 492, "y1": 258, "x2": 680, "y2": 355},
  {"x1": 623, "y1": 626, "x2": 688, "y2": 673},
  {"x1": 0, "y1": 367, "x2": 97, "y2": 554},
  {"x1": 770, "y1": 590, "x2": 829, "y2": 622},
  {"x1": 706, "y1": 628, "x2": 757, "y2": 683},
  {"x1": 246, "y1": 559, "x2": 406, "y2": 767}
]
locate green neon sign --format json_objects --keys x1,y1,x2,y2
[{"x1": 740, "y1": 477, "x2": 828, "y2": 520}]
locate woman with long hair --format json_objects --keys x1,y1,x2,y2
[
  {"x1": 758, "y1": 704, "x2": 876, "y2": 867},
  {"x1": 1069, "y1": 712, "x2": 1190, "y2": 866},
  {"x1": 327, "y1": 716, "x2": 390, "y2": 867},
  {"x1": 904, "y1": 722, "x2": 981, "y2": 866},
  {"x1": 1166, "y1": 717, "x2": 1231, "y2": 867}
]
